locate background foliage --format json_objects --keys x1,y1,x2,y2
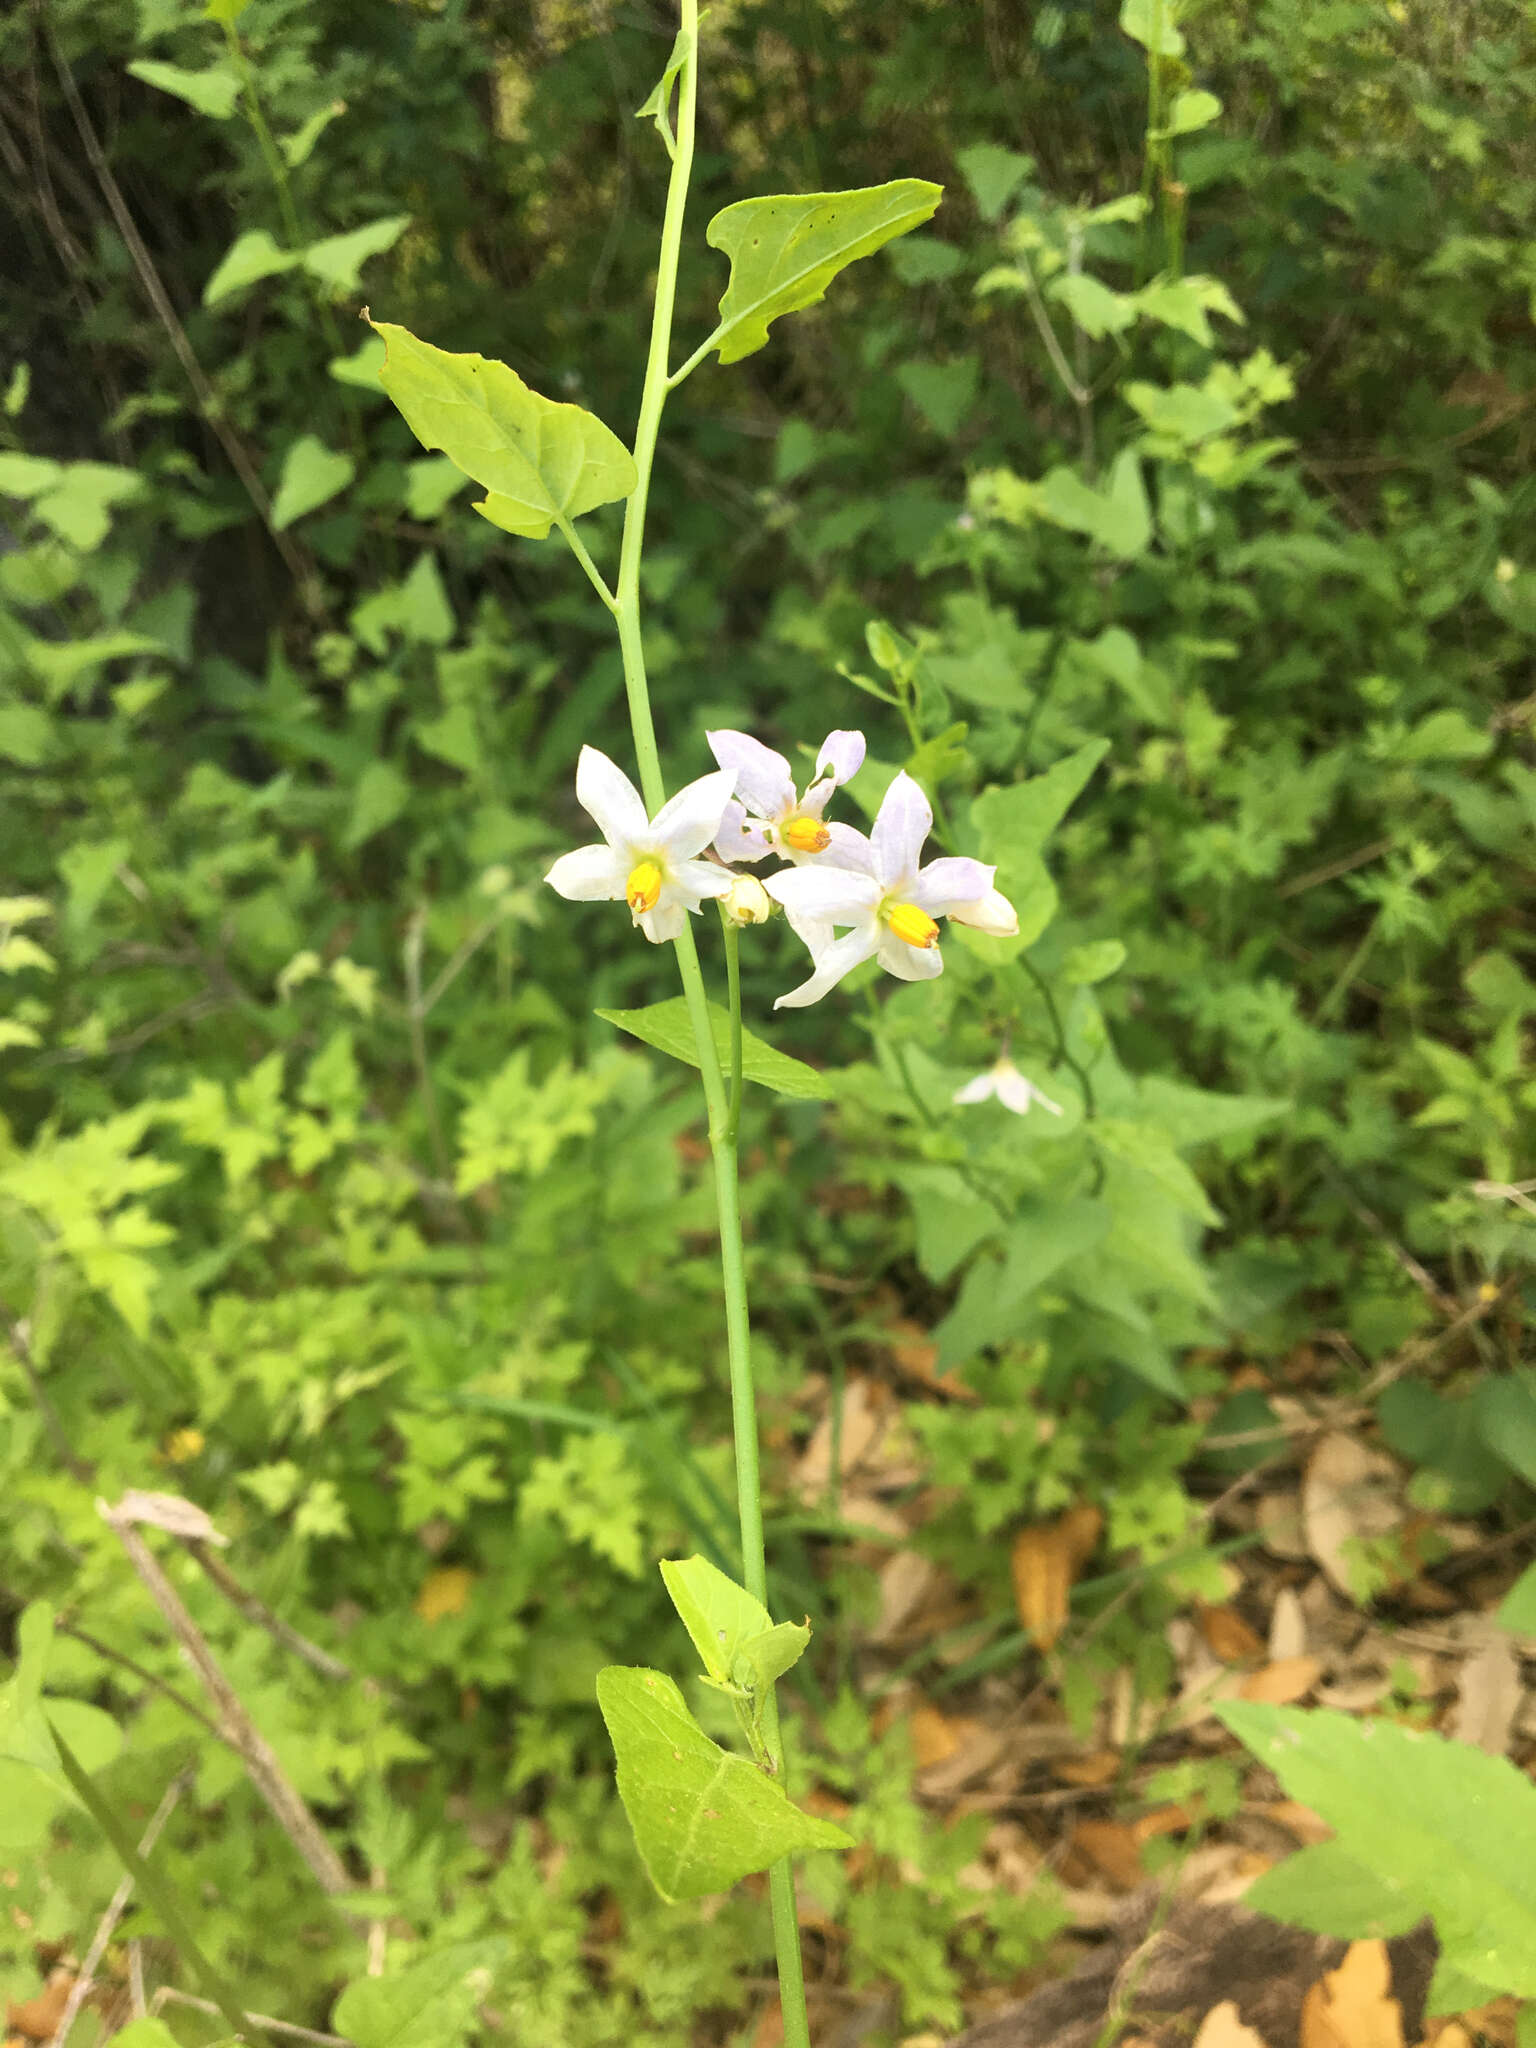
[{"x1": 2, "y1": 0, "x2": 1533, "y2": 2040}]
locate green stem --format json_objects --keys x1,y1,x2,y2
[
  {"x1": 605, "y1": 10, "x2": 812, "y2": 2042},
  {"x1": 50, "y1": 1723, "x2": 260, "y2": 2043},
  {"x1": 724, "y1": 914, "x2": 743, "y2": 1143}
]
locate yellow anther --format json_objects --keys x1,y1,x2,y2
[
  {"x1": 885, "y1": 901, "x2": 939, "y2": 949},
  {"x1": 626, "y1": 859, "x2": 663, "y2": 913},
  {"x1": 781, "y1": 814, "x2": 831, "y2": 854}
]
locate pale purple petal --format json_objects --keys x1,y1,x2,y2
[
  {"x1": 774, "y1": 926, "x2": 880, "y2": 1010},
  {"x1": 706, "y1": 730, "x2": 794, "y2": 818},
  {"x1": 651, "y1": 767, "x2": 738, "y2": 862},
  {"x1": 545, "y1": 843, "x2": 626, "y2": 902},
  {"x1": 871, "y1": 772, "x2": 932, "y2": 889},
  {"x1": 953, "y1": 1071, "x2": 999, "y2": 1106},
  {"x1": 814, "y1": 729, "x2": 866, "y2": 787},
  {"x1": 637, "y1": 899, "x2": 687, "y2": 943},
  {"x1": 908, "y1": 857, "x2": 995, "y2": 919},
  {"x1": 764, "y1": 865, "x2": 882, "y2": 926},
  {"x1": 714, "y1": 802, "x2": 772, "y2": 865},
  {"x1": 575, "y1": 746, "x2": 649, "y2": 851},
  {"x1": 804, "y1": 822, "x2": 876, "y2": 874},
  {"x1": 669, "y1": 857, "x2": 734, "y2": 907},
  {"x1": 876, "y1": 926, "x2": 945, "y2": 982},
  {"x1": 949, "y1": 887, "x2": 1020, "y2": 937}
]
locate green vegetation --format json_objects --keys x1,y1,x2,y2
[{"x1": 2, "y1": 0, "x2": 1533, "y2": 2041}]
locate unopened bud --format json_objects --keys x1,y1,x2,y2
[
  {"x1": 951, "y1": 887, "x2": 1019, "y2": 938},
  {"x1": 722, "y1": 875, "x2": 773, "y2": 926}
]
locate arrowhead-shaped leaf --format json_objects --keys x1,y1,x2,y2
[
  {"x1": 595, "y1": 998, "x2": 830, "y2": 1100},
  {"x1": 660, "y1": 1557, "x2": 772, "y2": 1687},
  {"x1": 369, "y1": 320, "x2": 636, "y2": 539},
  {"x1": 597, "y1": 1666, "x2": 852, "y2": 1902},
  {"x1": 706, "y1": 181, "x2": 943, "y2": 366}
]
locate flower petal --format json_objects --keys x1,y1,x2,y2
[
  {"x1": 805, "y1": 821, "x2": 876, "y2": 874},
  {"x1": 575, "y1": 746, "x2": 650, "y2": 852},
  {"x1": 669, "y1": 858, "x2": 734, "y2": 908},
  {"x1": 909, "y1": 857, "x2": 995, "y2": 919},
  {"x1": 949, "y1": 886, "x2": 1020, "y2": 938},
  {"x1": 996, "y1": 1064, "x2": 1063, "y2": 1116},
  {"x1": 953, "y1": 1072, "x2": 999, "y2": 1106},
  {"x1": 636, "y1": 899, "x2": 688, "y2": 943},
  {"x1": 546, "y1": 843, "x2": 626, "y2": 902},
  {"x1": 814, "y1": 729, "x2": 866, "y2": 787},
  {"x1": 876, "y1": 926, "x2": 944, "y2": 982},
  {"x1": 706, "y1": 729, "x2": 794, "y2": 818},
  {"x1": 774, "y1": 926, "x2": 880, "y2": 1010},
  {"x1": 871, "y1": 771, "x2": 932, "y2": 889},
  {"x1": 764, "y1": 865, "x2": 882, "y2": 926},
  {"x1": 651, "y1": 767, "x2": 738, "y2": 861}
]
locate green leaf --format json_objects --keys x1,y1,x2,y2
[
  {"x1": 1063, "y1": 939, "x2": 1126, "y2": 985},
  {"x1": 370, "y1": 319, "x2": 637, "y2": 539},
  {"x1": 955, "y1": 144, "x2": 1034, "y2": 223},
  {"x1": 706, "y1": 180, "x2": 943, "y2": 366},
  {"x1": 303, "y1": 215, "x2": 411, "y2": 295},
  {"x1": 332, "y1": 1941, "x2": 502, "y2": 2048},
  {"x1": 27, "y1": 463, "x2": 146, "y2": 551},
  {"x1": 971, "y1": 739, "x2": 1110, "y2": 863},
  {"x1": 204, "y1": 228, "x2": 301, "y2": 307},
  {"x1": 1049, "y1": 272, "x2": 1138, "y2": 339},
  {"x1": 1164, "y1": 88, "x2": 1222, "y2": 135},
  {"x1": 1218, "y1": 1703, "x2": 1536, "y2": 1996},
  {"x1": 936, "y1": 1199, "x2": 1111, "y2": 1366},
  {"x1": 345, "y1": 761, "x2": 411, "y2": 849},
  {"x1": 25, "y1": 630, "x2": 165, "y2": 703},
  {"x1": 596, "y1": 998, "x2": 830, "y2": 1100},
  {"x1": 1119, "y1": 0, "x2": 1186, "y2": 57},
  {"x1": 1480, "y1": 1371, "x2": 1536, "y2": 1489},
  {"x1": 597, "y1": 1666, "x2": 852, "y2": 1902},
  {"x1": 1497, "y1": 1559, "x2": 1536, "y2": 1636},
  {"x1": 281, "y1": 99, "x2": 345, "y2": 169},
  {"x1": 897, "y1": 1166, "x2": 999, "y2": 1284},
  {"x1": 1242, "y1": 1842, "x2": 1423, "y2": 1942},
  {"x1": 636, "y1": 23, "x2": 692, "y2": 151},
  {"x1": 0, "y1": 453, "x2": 63, "y2": 498},
  {"x1": 1092, "y1": 1118, "x2": 1220, "y2": 1225},
  {"x1": 732, "y1": 1622, "x2": 812, "y2": 1695},
  {"x1": 406, "y1": 456, "x2": 471, "y2": 520},
  {"x1": 659, "y1": 1557, "x2": 773, "y2": 1688},
  {"x1": 270, "y1": 436, "x2": 356, "y2": 530},
  {"x1": 329, "y1": 337, "x2": 388, "y2": 390},
  {"x1": 895, "y1": 356, "x2": 978, "y2": 437},
  {"x1": 126, "y1": 58, "x2": 242, "y2": 119},
  {"x1": 105, "y1": 2023, "x2": 182, "y2": 2048}
]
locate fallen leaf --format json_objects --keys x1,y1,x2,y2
[
  {"x1": 793, "y1": 1374, "x2": 888, "y2": 1499},
  {"x1": 1448, "y1": 1630, "x2": 1523, "y2": 1757},
  {"x1": 101, "y1": 1488, "x2": 228, "y2": 1544},
  {"x1": 1065, "y1": 1817, "x2": 1145, "y2": 1890},
  {"x1": 1415, "y1": 2027, "x2": 1472, "y2": 2048},
  {"x1": 1257, "y1": 1491, "x2": 1311, "y2": 1560},
  {"x1": 1054, "y1": 1749, "x2": 1120, "y2": 1787},
  {"x1": 907, "y1": 1701, "x2": 962, "y2": 1769},
  {"x1": 1239, "y1": 1656, "x2": 1323, "y2": 1704},
  {"x1": 1192, "y1": 2000, "x2": 1273, "y2": 2048},
  {"x1": 879, "y1": 1315, "x2": 980, "y2": 1403},
  {"x1": 1010, "y1": 1503, "x2": 1102, "y2": 1651},
  {"x1": 6, "y1": 1974, "x2": 73, "y2": 2042},
  {"x1": 1198, "y1": 1601, "x2": 1266, "y2": 1663},
  {"x1": 1269, "y1": 1586, "x2": 1309, "y2": 1662},
  {"x1": 415, "y1": 1566, "x2": 475, "y2": 1622},
  {"x1": 1300, "y1": 1940, "x2": 1404, "y2": 2048},
  {"x1": 1302, "y1": 1434, "x2": 1403, "y2": 1600},
  {"x1": 869, "y1": 1547, "x2": 940, "y2": 1644}
]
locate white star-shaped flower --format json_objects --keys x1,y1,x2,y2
[
  {"x1": 952, "y1": 1056, "x2": 1063, "y2": 1117},
  {"x1": 544, "y1": 746, "x2": 736, "y2": 944},
  {"x1": 706, "y1": 728, "x2": 866, "y2": 865},
  {"x1": 762, "y1": 771, "x2": 1015, "y2": 1008}
]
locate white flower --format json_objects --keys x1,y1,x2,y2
[
  {"x1": 706, "y1": 728, "x2": 866, "y2": 864},
  {"x1": 953, "y1": 1056, "x2": 1062, "y2": 1117},
  {"x1": 545, "y1": 746, "x2": 736, "y2": 944},
  {"x1": 950, "y1": 887, "x2": 1020, "y2": 938},
  {"x1": 762, "y1": 771, "x2": 1012, "y2": 1009},
  {"x1": 721, "y1": 873, "x2": 773, "y2": 926}
]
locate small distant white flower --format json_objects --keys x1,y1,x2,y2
[
  {"x1": 763, "y1": 771, "x2": 1014, "y2": 1009},
  {"x1": 706, "y1": 728, "x2": 866, "y2": 865},
  {"x1": 953, "y1": 1056, "x2": 1062, "y2": 1117},
  {"x1": 545, "y1": 746, "x2": 736, "y2": 944}
]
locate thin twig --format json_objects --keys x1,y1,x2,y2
[
  {"x1": 57, "y1": 1621, "x2": 226, "y2": 1742},
  {"x1": 100, "y1": 1499, "x2": 358, "y2": 1909},
  {"x1": 50, "y1": 1773, "x2": 188, "y2": 2048},
  {"x1": 402, "y1": 910, "x2": 453, "y2": 1185},
  {"x1": 185, "y1": 1541, "x2": 352, "y2": 1684},
  {"x1": 2, "y1": 1299, "x2": 93, "y2": 1482},
  {"x1": 152, "y1": 1988, "x2": 353, "y2": 2047}
]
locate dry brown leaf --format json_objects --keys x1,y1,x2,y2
[
  {"x1": 1447, "y1": 1630, "x2": 1523, "y2": 1757},
  {"x1": 5, "y1": 1974, "x2": 73, "y2": 2042},
  {"x1": 907, "y1": 1701, "x2": 963, "y2": 1769},
  {"x1": 1239, "y1": 1656, "x2": 1323, "y2": 1705},
  {"x1": 1302, "y1": 1435, "x2": 1402, "y2": 1600},
  {"x1": 793, "y1": 1373, "x2": 888, "y2": 1499},
  {"x1": 1065, "y1": 1817, "x2": 1145, "y2": 1890},
  {"x1": 1257, "y1": 1491, "x2": 1311, "y2": 1560},
  {"x1": 1269, "y1": 1585, "x2": 1309, "y2": 1662},
  {"x1": 1054, "y1": 1748, "x2": 1121, "y2": 1787},
  {"x1": 879, "y1": 1315, "x2": 981, "y2": 1403},
  {"x1": 870, "y1": 1547, "x2": 940, "y2": 1644},
  {"x1": 916, "y1": 1719, "x2": 1007, "y2": 1798},
  {"x1": 100, "y1": 1488, "x2": 228, "y2": 1544},
  {"x1": 1416, "y1": 2027, "x2": 1473, "y2": 2048},
  {"x1": 414, "y1": 1566, "x2": 475, "y2": 1622},
  {"x1": 1259, "y1": 1798, "x2": 1333, "y2": 1846},
  {"x1": 1192, "y1": 2000, "x2": 1274, "y2": 2048},
  {"x1": 1198, "y1": 1601, "x2": 1266, "y2": 1664},
  {"x1": 1010, "y1": 1503, "x2": 1102, "y2": 1651},
  {"x1": 1133, "y1": 1801, "x2": 1200, "y2": 1844},
  {"x1": 1299, "y1": 1940, "x2": 1404, "y2": 2048}
]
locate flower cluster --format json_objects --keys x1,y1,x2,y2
[{"x1": 545, "y1": 730, "x2": 1020, "y2": 1011}]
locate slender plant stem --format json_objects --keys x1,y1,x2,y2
[
  {"x1": 49, "y1": 1727, "x2": 259, "y2": 2044},
  {"x1": 723, "y1": 915, "x2": 744, "y2": 1143},
  {"x1": 601, "y1": 8, "x2": 812, "y2": 2041}
]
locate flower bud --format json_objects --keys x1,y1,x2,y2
[
  {"x1": 722, "y1": 874, "x2": 773, "y2": 926},
  {"x1": 950, "y1": 887, "x2": 1019, "y2": 938}
]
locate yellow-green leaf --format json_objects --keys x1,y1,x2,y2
[{"x1": 369, "y1": 320, "x2": 636, "y2": 539}]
